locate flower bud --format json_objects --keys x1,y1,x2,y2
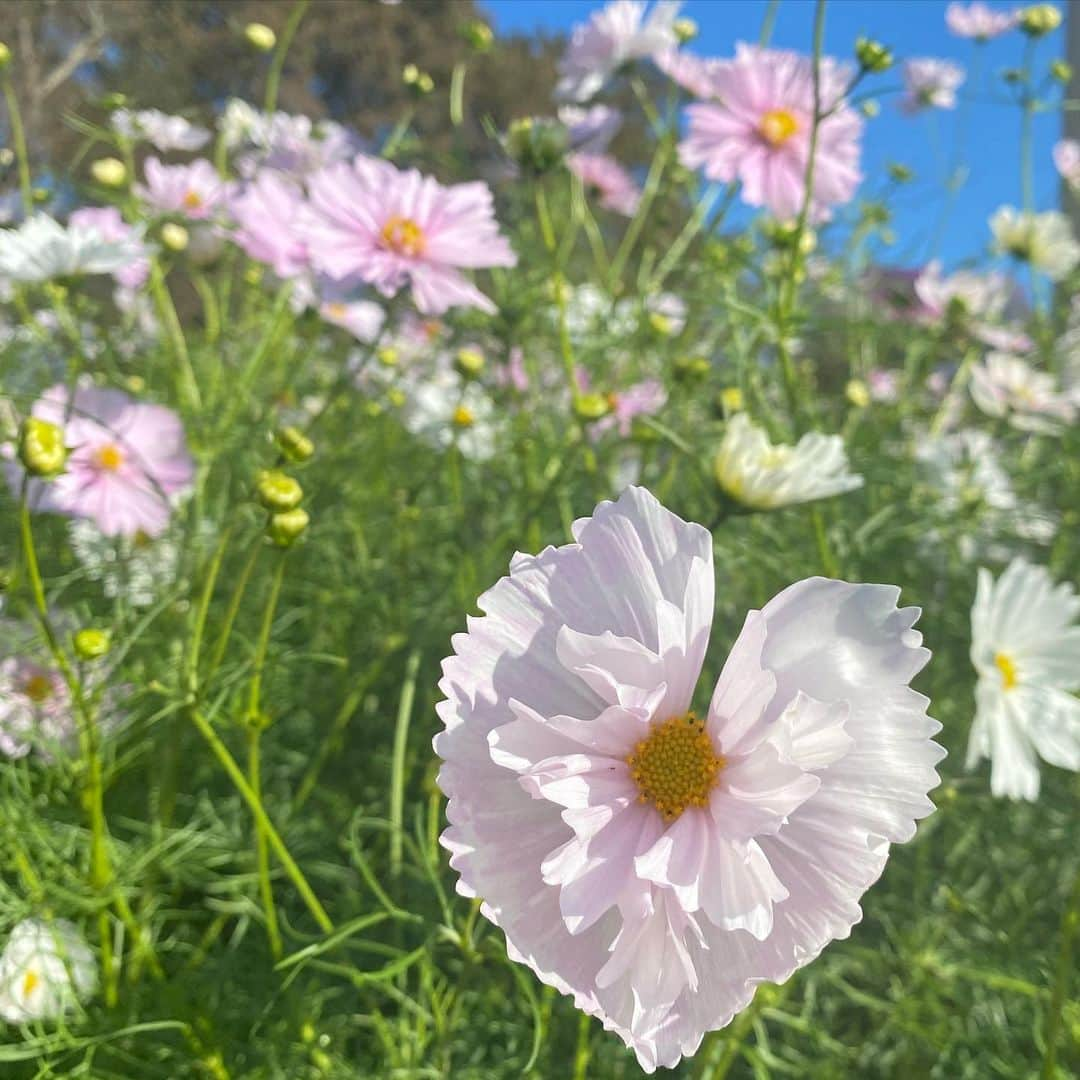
[
  {"x1": 1050, "y1": 59, "x2": 1072, "y2": 83},
  {"x1": 455, "y1": 347, "x2": 485, "y2": 378},
  {"x1": 574, "y1": 392, "x2": 611, "y2": 421},
  {"x1": 673, "y1": 17, "x2": 698, "y2": 43},
  {"x1": 275, "y1": 425, "x2": 314, "y2": 463},
  {"x1": 887, "y1": 162, "x2": 914, "y2": 183},
  {"x1": 459, "y1": 19, "x2": 494, "y2": 52},
  {"x1": 860, "y1": 99, "x2": 880, "y2": 118},
  {"x1": 19, "y1": 417, "x2": 67, "y2": 478},
  {"x1": 244, "y1": 22, "x2": 277, "y2": 52},
  {"x1": 267, "y1": 507, "x2": 309, "y2": 547},
  {"x1": 256, "y1": 469, "x2": 303, "y2": 512},
  {"x1": 1018, "y1": 4, "x2": 1062, "y2": 36},
  {"x1": 845, "y1": 379, "x2": 870, "y2": 408},
  {"x1": 402, "y1": 64, "x2": 435, "y2": 96},
  {"x1": 376, "y1": 345, "x2": 399, "y2": 367},
  {"x1": 505, "y1": 116, "x2": 568, "y2": 175},
  {"x1": 719, "y1": 387, "x2": 744, "y2": 414},
  {"x1": 161, "y1": 222, "x2": 189, "y2": 252},
  {"x1": 0, "y1": 148, "x2": 12, "y2": 167},
  {"x1": 0, "y1": 42, "x2": 11, "y2": 71},
  {"x1": 73, "y1": 628, "x2": 111, "y2": 661},
  {"x1": 855, "y1": 37, "x2": 893, "y2": 73},
  {"x1": 90, "y1": 157, "x2": 127, "y2": 187},
  {"x1": 673, "y1": 355, "x2": 710, "y2": 381},
  {"x1": 31, "y1": 187, "x2": 49, "y2": 205}
]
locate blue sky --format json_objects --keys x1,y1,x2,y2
[{"x1": 481, "y1": 0, "x2": 1069, "y2": 270}]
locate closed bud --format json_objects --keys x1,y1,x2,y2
[
  {"x1": 845, "y1": 379, "x2": 870, "y2": 408},
  {"x1": 855, "y1": 37, "x2": 893, "y2": 74},
  {"x1": 1050, "y1": 60, "x2": 1072, "y2": 83},
  {"x1": 275, "y1": 425, "x2": 314, "y2": 463},
  {"x1": 402, "y1": 64, "x2": 434, "y2": 95},
  {"x1": 19, "y1": 417, "x2": 67, "y2": 477},
  {"x1": 0, "y1": 42, "x2": 11, "y2": 71},
  {"x1": 574, "y1": 392, "x2": 611, "y2": 421},
  {"x1": 256, "y1": 469, "x2": 303, "y2": 512},
  {"x1": 459, "y1": 19, "x2": 494, "y2": 52},
  {"x1": 888, "y1": 162, "x2": 914, "y2": 183},
  {"x1": 1018, "y1": 5, "x2": 1062, "y2": 36},
  {"x1": 455, "y1": 347, "x2": 485, "y2": 378},
  {"x1": 90, "y1": 157, "x2": 127, "y2": 187},
  {"x1": 719, "y1": 387, "x2": 744, "y2": 414},
  {"x1": 244, "y1": 22, "x2": 277, "y2": 52},
  {"x1": 860, "y1": 99, "x2": 880, "y2": 118},
  {"x1": 673, "y1": 17, "x2": 698, "y2": 43},
  {"x1": 376, "y1": 345, "x2": 399, "y2": 367},
  {"x1": 505, "y1": 116, "x2": 568, "y2": 175},
  {"x1": 267, "y1": 507, "x2": 309, "y2": 547},
  {"x1": 73, "y1": 628, "x2": 111, "y2": 661},
  {"x1": 161, "y1": 222, "x2": 189, "y2": 252}
]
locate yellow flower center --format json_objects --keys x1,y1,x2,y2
[
  {"x1": 21, "y1": 674, "x2": 52, "y2": 703},
  {"x1": 380, "y1": 215, "x2": 426, "y2": 257},
  {"x1": 182, "y1": 190, "x2": 203, "y2": 210},
  {"x1": 626, "y1": 713, "x2": 725, "y2": 822},
  {"x1": 324, "y1": 302, "x2": 348, "y2": 319},
  {"x1": 21, "y1": 970, "x2": 39, "y2": 998},
  {"x1": 759, "y1": 108, "x2": 799, "y2": 147},
  {"x1": 94, "y1": 443, "x2": 124, "y2": 471},
  {"x1": 452, "y1": 404, "x2": 475, "y2": 428},
  {"x1": 994, "y1": 652, "x2": 1018, "y2": 691}
]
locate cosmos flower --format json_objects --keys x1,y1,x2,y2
[
  {"x1": 556, "y1": 0, "x2": 683, "y2": 102},
  {"x1": 558, "y1": 104, "x2": 623, "y2": 153},
  {"x1": 400, "y1": 366, "x2": 498, "y2": 461},
  {"x1": 0, "y1": 657, "x2": 72, "y2": 759},
  {"x1": 137, "y1": 157, "x2": 227, "y2": 221},
  {"x1": 900, "y1": 58, "x2": 965, "y2": 112},
  {"x1": 591, "y1": 379, "x2": 667, "y2": 438},
  {"x1": 436, "y1": 486, "x2": 942, "y2": 1071},
  {"x1": 0, "y1": 214, "x2": 149, "y2": 283},
  {"x1": 867, "y1": 369, "x2": 900, "y2": 403},
  {"x1": 111, "y1": 108, "x2": 211, "y2": 152},
  {"x1": 990, "y1": 207, "x2": 1080, "y2": 281},
  {"x1": 0, "y1": 918, "x2": 97, "y2": 1024},
  {"x1": 10, "y1": 383, "x2": 195, "y2": 538},
  {"x1": 229, "y1": 170, "x2": 310, "y2": 278},
  {"x1": 913, "y1": 260, "x2": 1030, "y2": 350},
  {"x1": 567, "y1": 153, "x2": 642, "y2": 216},
  {"x1": 715, "y1": 413, "x2": 863, "y2": 509},
  {"x1": 303, "y1": 157, "x2": 517, "y2": 315},
  {"x1": 968, "y1": 559, "x2": 1080, "y2": 800},
  {"x1": 1054, "y1": 139, "x2": 1080, "y2": 190},
  {"x1": 654, "y1": 48, "x2": 723, "y2": 98},
  {"x1": 945, "y1": 2, "x2": 1018, "y2": 39},
  {"x1": 679, "y1": 44, "x2": 863, "y2": 221},
  {"x1": 969, "y1": 352, "x2": 1076, "y2": 433},
  {"x1": 67, "y1": 207, "x2": 151, "y2": 290}
]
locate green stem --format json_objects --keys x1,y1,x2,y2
[
  {"x1": 389, "y1": 650, "x2": 421, "y2": 879},
  {"x1": 608, "y1": 135, "x2": 673, "y2": 291},
  {"x1": 149, "y1": 261, "x2": 202, "y2": 412},
  {"x1": 450, "y1": 61, "x2": 466, "y2": 127},
  {"x1": 263, "y1": 0, "x2": 311, "y2": 114},
  {"x1": 205, "y1": 539, "x2": 261, "y2": 686},
  {"x1": 1041, "y1": 867, "x2": 1080, "y2": 1078},
  {"x1": 2, "y1": 76, "x2": 33, "y2": 214}
]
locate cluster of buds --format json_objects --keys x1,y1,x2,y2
[
  {"x1": 257, "y1": 456, "x2": 310, "y2": 548},
  {"x1": 855, "y1": 37, "x2": 893, "y2": 74},
  {"x1": 1018, "y1": 4, "x2": 1062, "y2": 36},
  {"x1": 403, "y1": 64, "x2": 434, "y2": 97}
]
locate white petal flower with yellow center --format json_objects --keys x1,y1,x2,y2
[
  {"x1": 969, "y1": 352, "x2": 1076, "y2": 433},
  {"x1": 436, "y1": 487, "x2": 943, "y2": 1072},
  {"x1": 714, "y1": 413, "x2": 863, "y2": 509},
  {"x1": 990, "y1": 207, "x2": 1080, "y2": 282},
  {"x1": 967, "y1": 559, "x2": 1080, "y2": 801},
  {"x1": 0, "y1": 918, "x2": 97, "y2": 1024}
]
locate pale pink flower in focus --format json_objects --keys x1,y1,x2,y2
[
  {"x1": 436, "y1": 487, "x2": 943, "y2": 1071},
  {"x1": 68, "y1": 207, "x2": 150, "y2": 290},
  {"x1": 1054, "y1": 139, "x2": 1080, "y2": 191},
  {"x1": 557, "y1": 0, "x2": 683, "y2": 102},
  {"x1": 970, "y1": 352, "x2": 1076, "y2": 433},
  {"x1": 679, "y1": 45, "x2": 863, "y2": 221},
  {"x1": 11, "y1": 384, "x2": 195, "y2": 537},
  {"x1": 138, "y1": 157, "x2": 227, "y2": 220},
  {"x1": 568, "y1": 153, "x2": 641, "y2": 216},
  {"x1": 303, "y1": 157, "x2": 517, "y2": 316},
  {"x1": 229, "y1": 170, "x2": 309, "y2": 278},
  {"x1": 655, "y1": 49, "x2": 723, "y2": 98},
  {"x1": 900, "y1": 59, "x2": 965, "y2": 112},
  {"x1": 945, "y1": 2, "x2": 1018, "y2": 40}
]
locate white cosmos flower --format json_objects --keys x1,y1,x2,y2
[
  {"x1": 401, "y1": 367, "x2": 497, "y2": 462},
  {"x1": 990, "y1": 207, "x2": 1080, "y2": 281},
  {"x1": 968, "y1": 559, "x2": 1080, "y2": 800},
  {"x1": 0, "y1": 214, "x2": 149, "y2": 283},
  {"x1": 969, "y1": 352, "x2": 1076, "y2": 433},
  {"x1": 715, "y1": 413, "x2": 863, "y2": 509},
  {"x1": 111, "y1": 108, "x2": 211, "y2": 152},
  {"x1": 0, "y1": 918, "x2": 97, "y2": 1024},
  {"x1": 436, "y1": 487, "x2": 943, "y2": 1072}
]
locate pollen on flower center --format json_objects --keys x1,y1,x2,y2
[
  {"x1": 182, "y1": 190, "x2": 202, "y2": 210},
  {"x1": 994, "y1": 651, "x2": 1018, "y2": 690},
  {"x1": 380, "y1": 215, "x2": 426, "y2": 257},
  {"x1": 759, "y1": 108, "x2": 799, "y2": 147},
  {"x1": 21, "y1": 969, "x2": 39, "y2": 997},
  {"x1": 626, "y1": 713, "x2": 725, "y2": 822},
  {"x1": 452, "y1": 404, "x2": 475, "y2": 428},
  {"x1": 21, "y1": 674, "x2": 52, "y2": 703},
  {"x1": 94, "y1": 443, "x2": 124, "y2": 471}
]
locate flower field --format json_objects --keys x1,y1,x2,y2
[{"x1": 0, "y1": 1, "x2": 1078, "y2": 1076}]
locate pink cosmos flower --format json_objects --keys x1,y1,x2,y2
[
  {"x1": 558, "y1": 105, "x2": 623, "y2": 153},
  {"x1": 229, "y1": 170, "x2": 310, "y2": 278},
  {"x1": 567, "y1": 153, "x2": 642, "y2": 216},
  {"x1": 900, "y1": 59, "x2": 965, "y2": 112},
  {"x1": 0, "y1": 658, "x2": 71, "y2": 759},
  {"x1": 867, "y1": 369, "x2": 900, "y2": 403},
  {"x1": 138, "y1": 157, "x2": 227, "y2": 220},
  {"x1": 303, "y1": 157, "x2": 517, "y2": 316},
  {"x1": 1054, "y1": 139, "x2": 1080, "y2": 190},
  {"x1": 655, "y1": 49, "x2": 723, "y2": 98},
  {"x1": 679, "y1": 44, "x2": 863, "y2": 221},
  {"x1": 557, "y1": 0, "x2": 682, "y2": 102},
  {"x1": 12, "y1": 384, "x2": 195, "y2": 537},
  {"x1": 945, "y1": 2, "x2": 1018, "y2": 39},
  {"x1": 593, "y1": 379, "x2": 667, "y2": 437},
  {"x1": 436, "y1": 487, "x2": 943, "y2": 1072},
  {"x1": 67, "y1": 207, "x2": 150, "y2": 290}
]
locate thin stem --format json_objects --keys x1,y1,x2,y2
[
  {"x1": 608, "y1": 135, "x2": 673, "y2": 291},
  {"x1": 149, "y1": 261, "x2": 202, "y2": 412},
  {"x1": 2, "y1": 76, "x2": 33, "y2": 214},
  {"x1": 389, "y1": 649, "x2": 422, "y2": 880},
  {"x1": 263, "y1": 0, "x2": 311, "y2": 114},
  {"x1": 450, "y1": 61, "x2": 466, "y2": 127},
  {"x1": 1041, "y1": 867, "x2": 1080, "y2": 1078}
]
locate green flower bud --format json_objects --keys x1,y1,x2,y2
[
  {"x1": 860, "y1": 99, "x2": 880, "y2": 118},
  {"x1": 574, "y1": 392, "x2": 611, "y2": 421},
  {"x1": 73, "y1": 628, "x2": 111, "y2": 661},
  {"x1": 161, "y1": 222, "x2": 189, "y2": 252},
  {"x1": 459, "y1": 19, "x2": 494, "y2": 52},
  {"x1": 719, "y1": 387, "x2": 744, "y2": 414},
  {"x1": 673, "y1": 17, "x2": 698, "y2": 43},
  {"x1": 887, "y1": 162, "x2": 914, "y2": 183},
  {"x1": 403, "y1": 64, "x2": 435, "y2": 95},
  {"x1": 455, "y1": 347, "x2": 485, "y2": 378},
  {"x1": 505, "y1": 116, "x2": 568, "y2": 175},
  {"x1": 845, "y1": 379, "x2": 870, "y2": 408},
  {"x1": 267, "y1": 507, "x2": 309, "y2": 547},
  {"x1": 91, "y1": 157, "x2": 127, "y2": 187},
  {"x1": 0, "y1": 42, "x2": 11, "y2": 71},
  {"x1": 19, "y1": 417, "x2": 67, "y2": 477},
  {"x1": 1018, "y1": 4, "x2": 1062, "y2": 36},
  {"x1": 673, "y1": 355, "x2": 710, "y2": 381},
  {"x1": 244, "y1": 23, "x2": 277, "y2": 52},
  {"x1": 275, "y1": 426, "x2": 314, "y2": 463},
  {"x1": 1050, "y1": 59, "x2": 1072, "y2": 83},
  {"x1": 855, "y1": 37, "x2": 893, "y2": 74},
  {"x1": 376, "y1": 345, "x2": 399, "y2": 367},
  {"x1": 256, "y1": 469, "x2": 303, "y2": 512}
]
